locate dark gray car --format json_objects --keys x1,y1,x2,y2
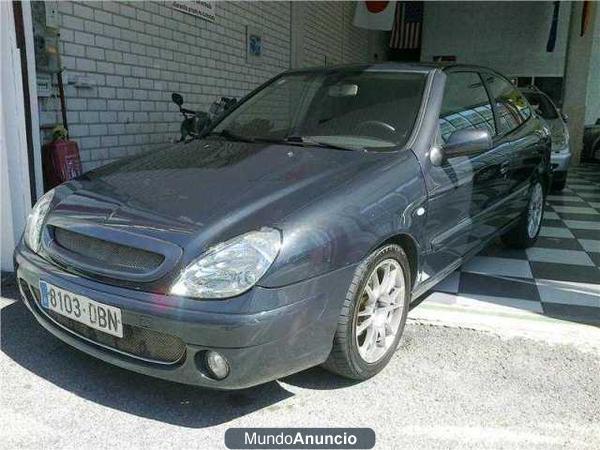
[{"x1": 14, "y1": 64, "x2": 551, "y2": 389}]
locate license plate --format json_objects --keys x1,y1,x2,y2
[{"x1": 39, "y1": 281, "x2": 123, "y2": 338}]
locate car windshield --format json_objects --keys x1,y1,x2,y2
[
  {"x1": 209, "y1": 70, "x2": 427, "y2": 150},
  {"x1": 522, "y1": 92, "x2": 559, "y2": 119}
]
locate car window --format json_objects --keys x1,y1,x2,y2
[
  {"x1": 439, "y1": 71, "x2": 496, "y2": 144},
  {"x1": 484, "y1": 74, "x2": 532, "y2": 134},
  {"x1": 301, "y1": 72, "x2": 424, "y2": 145},
  {"x1": 522, "y1": 92, "x2": 559, "y2": 119},
  {"x1": 213, "y1": 71, "x2": 426, "y2": 150}
]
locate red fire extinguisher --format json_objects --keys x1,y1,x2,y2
[{"x1": 42, "y1": 126, "x2": 82, "y2": 190}]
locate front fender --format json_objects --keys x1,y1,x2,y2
[{"x1": 259, "y1": 150, "x2": 427, "y2": 288}]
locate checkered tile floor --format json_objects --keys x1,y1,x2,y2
[{"x1": 425, "y1": 164, "x2": 600, "y2": 325}]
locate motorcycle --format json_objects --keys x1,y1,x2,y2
[{"x1": 171, "y1": 93, "x2": 237, "y2": 142}]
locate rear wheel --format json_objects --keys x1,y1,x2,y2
[
  {"x1": 323, "y1": 244, "x2": 410, "y2": 380},
  {"x1": 502, "y1": 180, "x2": 545, "y2": 248}
]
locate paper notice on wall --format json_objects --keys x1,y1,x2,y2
[{"x1": 172, "y1": 1, "x2": 216, "y2": 23}]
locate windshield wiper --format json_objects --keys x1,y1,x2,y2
[
  {"x1": 206, "y1": 129, "x2": 255, "y2": 143},
  {"x1": 283, "y1": 136, "x2": 358, "y2": 151},
  {"x1": 205, "y1": 131, "x2": 359, "y2": 151}
]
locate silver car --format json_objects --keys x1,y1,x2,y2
[{"x1": 522, "y1": 87, "x2": 570, "y2": 191}]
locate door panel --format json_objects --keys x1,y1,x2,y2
[
  {"x1": 422, "y1": 71, "x2": 510, "y2": 280},
  {"x1": 424, "y1": 155, "x2": 494, "y2": 279},
  {"x1": 483, "y1": 72, "x2": 544, "y2": 220},
  {"x1": 467, "y1": 143, "x2": 514, "y2": 244},
  {"x1": 496, "y1": 127, "x2": 544, "y2": 221}
]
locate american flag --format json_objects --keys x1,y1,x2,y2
[{"x1": 389, "y1": 1, "x2": 423, "y2": 49}]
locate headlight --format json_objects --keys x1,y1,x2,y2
[
  {"x1": 553, "y1": 133, "x2": 570, "y2": 153},
  {"x1": 561, "y1": 128, "x2": 570, "y2": 150},
  {"x1": 24, "y1": 189, "x2": 55, "y2": 253},
  {"x1": 170, "y1": 228, "x2": 281, "y2": 299}
]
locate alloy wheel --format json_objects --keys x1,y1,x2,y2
[
  {"x1": 354, "y1": 258, "x2": 405, "y2": 364},
  {"x1": 527, "y1": 182, "x2": 544, "y2": 239}
]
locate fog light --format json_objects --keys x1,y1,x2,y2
[{"x1": 205, "y1": 351, "x2": 230, "y2": 380}]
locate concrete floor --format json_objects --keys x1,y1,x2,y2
[{"x1": 1, "y1": 281, "x2": 599, "y2": 449}]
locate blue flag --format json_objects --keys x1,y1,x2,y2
[{"x1": 546, "y1": 1, "x2": 560, "y2": 52}]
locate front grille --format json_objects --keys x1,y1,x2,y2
[
  {"x1": 52, "y1": 227, "x2": 165, "y2": 273},
  {"x1": 22, "y1": 281, "x2": 185, "y2": 365}
]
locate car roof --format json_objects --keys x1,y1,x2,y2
[{"x1": 283, "y1": 62, "x2": 501, "y2": 76}]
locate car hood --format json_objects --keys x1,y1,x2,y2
[{"x1": 53, "y1": 139, "x2": 388, "y2": 250}]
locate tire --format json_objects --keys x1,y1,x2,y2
[
  {"x1": 501, "y1": 180, "x2": 545, "y2": 249},
  {"x1": 322, "y1": 244, "x2": 411, "y2": 380}
]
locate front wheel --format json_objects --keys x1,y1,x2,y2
[
  {"x1": 322, "y1": 244, "x2": 410, "y2": 380},
  {"x1": 502, "y1": 180, "x2": 545, "y2": 248}
]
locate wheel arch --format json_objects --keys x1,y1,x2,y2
[
  {"x1": 536, "y1": 155, "x2": 552, "y2": 194},
  {"x1": 541, "y1": 167, "x2": 552, "y2": 194},
  {"x1": 375, "y1": 233, "x2": 419, "y2": 290}
]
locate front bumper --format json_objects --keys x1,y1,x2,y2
[
  {"x1": 14, "y1": 242, "x2": 355, "y2": 389},
  {"x1": 551, "y1": 148, "x2": 571, "y2": 174}
]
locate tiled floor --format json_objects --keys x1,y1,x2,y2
[{"x1": 425, "y1": 164, "x2": 600, "y2": 325}]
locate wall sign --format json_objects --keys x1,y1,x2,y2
[
  {"x1": 246, "y1": 26, "x2": 262, "y2": 63},
  {"x1": 249, "y1": 34, "x2": 262, "y2": 56},
  {"x1": 172, "y1": 1, "x2": 215, "y2": 23}
]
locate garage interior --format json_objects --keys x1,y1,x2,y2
[{"x1": 2, "y1": 0, "x2": 600, "y2": 327}]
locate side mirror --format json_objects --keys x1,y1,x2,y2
[
  {"x1": 445, "y1": 129, "x2": 492, "y2": 156},
  {"x1": 171, "y1": 92, "x2": 184, "y2": 107},
  {"x1": 431, "y1": 129, "x2": 492, "y2": 166}
]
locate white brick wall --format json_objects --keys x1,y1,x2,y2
[
  {"x1": 40, "y1": 1, "x2": 378, "y2": 171},
  {"x1": 303, "y1": 2, "x2": 370, "y2": 67}
]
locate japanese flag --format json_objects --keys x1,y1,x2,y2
[{"x1": 353, "y1": 1, "x2": 397, "y2": 31}]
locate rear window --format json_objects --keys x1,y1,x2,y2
[
  {"x1": 439, "y1": 71, "x2": 496, "y2": 143},
  {"x1": 484, "y1": 74, "x2": 532, "y2": 134}
]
